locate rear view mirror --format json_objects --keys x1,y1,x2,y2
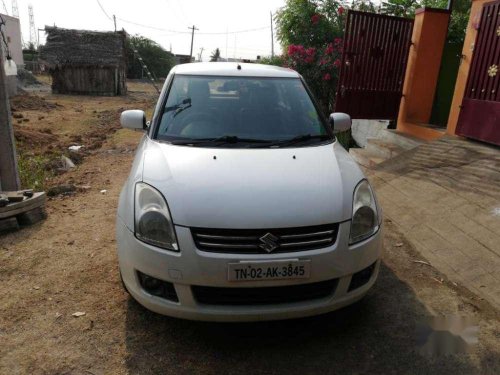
[
  {"x1": 121, "y1": 110, "x2": 147, "y2": 130},
  {"x1": 329, "y1": 112, "x2": 352, "y2": 133}
]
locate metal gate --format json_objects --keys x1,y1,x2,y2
[
  {"x1": 456, "y1": 0, "x2": 500, "y2": 146},
  {"x1": 335, "y1": 10, "x2": 414, "y2": 119}
]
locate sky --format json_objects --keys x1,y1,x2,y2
[{"x1": 8, "y1": 0, "x2": 288, "y2": 60}]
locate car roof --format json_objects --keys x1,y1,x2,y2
[{"x1": 170, "y1": 62, "x2": 300, "y2": 78}]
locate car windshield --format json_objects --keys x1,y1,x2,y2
[{"x1": 155, "y1": 75, "x2": 332, "y2": 147}]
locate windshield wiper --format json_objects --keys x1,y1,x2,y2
[
  {"x1": 164, "y1": 98, "x2": 192, "y2": 117},
  {"x1": 265, "y1": 134, "x2": 332, "y2": 148},
  {"x1": 171, "y1": 135, "x2": 271, "y2": 146}
]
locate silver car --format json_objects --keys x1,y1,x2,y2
[{"x1": 116, "y1": 63, "x2": 382, "y2": 321}]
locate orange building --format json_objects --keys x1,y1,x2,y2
[{"x1": 396, "y1": 0, "x2": 499, "y2": 146}]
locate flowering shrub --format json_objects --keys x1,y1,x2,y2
[
  {"x1": 275, "y1": 0, "x2": 347, "y2": 114},
  {"x1": 311, "y1": 13, "x2": 321, "y2": 25},
  {"x1": 283, "y1": 37, "x2": 343, "y2": 114}
]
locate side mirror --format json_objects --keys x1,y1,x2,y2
[
  {"x1": 329, "y1": 112, "x2": 352, "y2": 133},
  {"x1": 120, "y1": 110, "x2": 147, "y2": 130}
]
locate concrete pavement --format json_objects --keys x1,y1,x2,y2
[{"x1": 367, "y1": 136, "x2": 500, "y2": 309}]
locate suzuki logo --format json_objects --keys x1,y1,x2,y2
[{"x1": 259, "y1": 233, "x2": 279, "y2": 253}]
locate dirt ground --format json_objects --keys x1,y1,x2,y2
[{"x1": 1, "y1": 82, "x2": 499, "y2": 375}]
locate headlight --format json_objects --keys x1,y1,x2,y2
[
  {"x1": 135, "y1": 182, "x2": 178, "y2": 251},
  {"x1": 349, "y1": 180, "x2": 379, "y2": 244}
]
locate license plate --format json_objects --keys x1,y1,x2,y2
[{"x1": 227, "y1": 260, "x2": 311, "y2": 282}]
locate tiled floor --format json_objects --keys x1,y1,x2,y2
[{"x1": 366, "y1": 135, "x2": 500, "y2": 309}]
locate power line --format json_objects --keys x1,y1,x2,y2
[
  {"x1": 97, "y1": 0, "x2": 269, "y2": 35},
  {"x1": 117, "y1": 17, "x2": 191, "y2": 33},
  {"x1": 116, "y1": 16, "x2": 269, "y2": 35},
  {"x1": 96, "y1": 0, "x2": 112, "y2": 20},
  {"x1": 200, "y1": 26, "x2": 270, "y2": 35}
]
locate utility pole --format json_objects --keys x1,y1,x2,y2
[
  {"x1": 28, "y1": 5, "x2": 36, "y2": 48},
  {"x1": 198, "y1": 47, "x2": 204, "y2": 62},
  {"x1": 270, "y1": 11, "x2": 274, "y2": 58},
  {"x1": 0, "y1": 44, "x2": 20, "y2": 191},
  {"x1": 188, "y1": 25, "x2": 198, "y2": 62},
  {"x1": 113, "y1": 14, "x2": 117, "y2": 32}
]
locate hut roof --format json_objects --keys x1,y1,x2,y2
[{"x1": 40, "y1": 27, "x2": 127, "y2": 68}]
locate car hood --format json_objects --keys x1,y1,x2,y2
[{"x1": 142, "y1": 140, "x2": 364, "y2": 229}]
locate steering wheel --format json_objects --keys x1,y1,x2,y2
[{"x1": 174, "y1": 111, "x2": 222, "y2": 138}]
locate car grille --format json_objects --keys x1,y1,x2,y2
[
  {"x1": 192, "y1": 279, "x2": 338, "y2": 305},
  {"x1": 191, "y1": 223, "x2": 339, "y2": 254}
]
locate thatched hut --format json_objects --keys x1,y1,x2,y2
[{"x1": 40, "y1": 27, "x2": 127, "y2": 96}]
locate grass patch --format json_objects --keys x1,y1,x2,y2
[
  {"x1": 108, "y1": 128, "x2": 144, "y2": 150},
  {"x1": 17, "y1": 153, "x2": 56, "y2": 191}
]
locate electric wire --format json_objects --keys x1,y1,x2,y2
[
  {"x1": 96, "y1": 1, "x2": 270, "y2": 35},
  {"x1": 96, "y1": 0, "x2": 112, "y2": 20},
  {"x1": 95, "y1": 0, "x2": 272, "y2": 59}
]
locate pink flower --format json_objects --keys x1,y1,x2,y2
[
  {"x1": 311, "y1": 14, "x2": 321, "y2": 25},
  {"x1": 323, "y1": 73, "x2": 331, "y2": 81},
  {"x1": 334, "y1": 37, "x2": 343, "y2": 46},
  {"x1": 333, "y1": 59, "x2": 341, "y2": 67},
  {"x1": 305, "y1": 47, "x2": 316, "y2": 57},
  {"x1": 304, "y1": 56, "x2": 315, "y2": 64},
  {"x1": 287, "y1": 45, "x2": 296, "y2": 56},
  {"x1": 325, "y1": 43, "x2": 334, "y2": 55},
  {"x1": 319, "y1": 58, "x2": 328, "y2": 66},
  {"x1": 338, "y1": 6, "x2": 345, "y2": 15},
  {"x1": 288, "y1": 44, "x2": 305, "y2": 56}
]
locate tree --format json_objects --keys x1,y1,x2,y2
[
  {"x1": 25, "y1": 41, "x2": 37, "y2": 52},
  {"x1": 210, "y1": 48, "x2": 221, "y2": 62},
  {"x1": 275, "y1": 0, "x2": 346, "y2": 48},
  {"x1": 424, "y1": 0, "x2": 470, "y2": 43},
  {"x1": 126, "y1": 35, "x2": 175, "y2": 79},
  {"x1": 274, "y1": 0, "x2": 347, "y2": 114},
  {"x1": 380, "y1": 0, "x2": 420, "y2": 17},
  {"x1": 259, "y1": 55, "x2": 286, "y2": 66},
  {"x1": 382, "y1": 0, "x2": 470, "y2": 43},
  {"x1": 350, "y1": 0, "x2": 378, "y2": 12}
]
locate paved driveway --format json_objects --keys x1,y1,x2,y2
[{"x1": 368, "y1": 136, "x2": 500, "y2": 309}]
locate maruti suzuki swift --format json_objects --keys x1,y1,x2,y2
[{"x1": 116, "y1": 62, "x2": 382, "y2": 321}]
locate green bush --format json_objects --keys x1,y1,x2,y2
[
  {"x1": 17, "y1": 153, "x2": 55, "y2": 191},
  {"x1": 127, "y1": 35, "x2": 176, "y2": 79}
]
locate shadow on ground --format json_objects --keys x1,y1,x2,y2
[{"x1": 124, "y1": 264, "x2": 496, "y2": 374}]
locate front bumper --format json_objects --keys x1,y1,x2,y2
[{"x1": 116, "y1": 219, "x2": 383, "y2": 321}]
